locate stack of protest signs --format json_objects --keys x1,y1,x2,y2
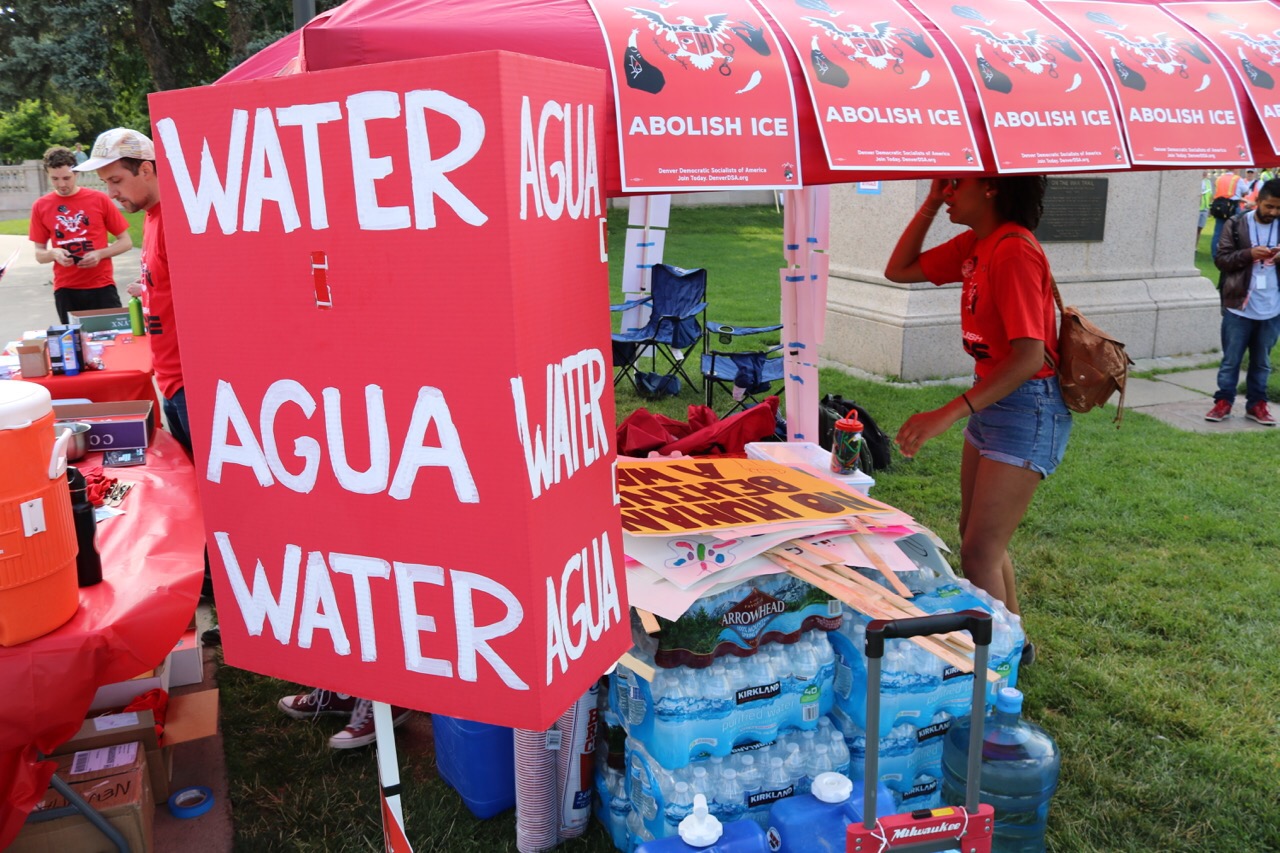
[{"x1": 617, "y1": 455, "x2": 996, "y2": 681}]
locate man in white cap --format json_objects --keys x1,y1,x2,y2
[{"x1": 75, "y1": 128, "x2": 190, "y2": 453}]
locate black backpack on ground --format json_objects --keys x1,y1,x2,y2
[{"x1": 818, "y1": 394, "x2": 892, "y2": 473}]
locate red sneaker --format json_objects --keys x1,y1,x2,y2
[
  {"x1": 278, "y1": 688, "x2": 358, "y2": 720},
  {"x1": 1247, "y1": 401, "x2": 1277, "y2": 426},
  {"x1": 328, "y1": 699, "x2": 413, "y2": 749},
  {"x1": 1204, "y1": 399, "x2": 1233, "y2": 422}
]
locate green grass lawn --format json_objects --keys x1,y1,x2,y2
[{"x1": 90, "y1": 205, "x2": 1280, "y2": 850}]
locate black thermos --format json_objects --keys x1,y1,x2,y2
[{"x1": 67, "y1": 467, "x2": 103, "y2": 586}]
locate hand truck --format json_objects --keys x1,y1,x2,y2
[{"x1": 847, "y1": 610, "x2": 995, "y2": 853}]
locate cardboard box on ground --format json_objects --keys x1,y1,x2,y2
[
  {"x1": 49, "y1": 689, "x2": 220, "y2": 809},
  {"x1": 9, "y1": 741, "x2": 154, "y2": 853}
]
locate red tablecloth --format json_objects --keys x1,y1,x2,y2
[
  {"x1": 21, "y1": 335, "x2": 162, "y2": 426},
  {"x1": 0, "y1": 430, "x2": 205, "y2": 848}
]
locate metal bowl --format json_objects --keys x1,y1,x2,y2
[{"x1": 54, "y1": 421, "x2": 92, "y2": 461}]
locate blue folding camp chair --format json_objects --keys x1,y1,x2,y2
[
  {"x1": 612, "y1": 264, "x2": 708, "y2": 396},
  {"x1": 700, "y1": 319, "x2": 785, "y2": 416}
]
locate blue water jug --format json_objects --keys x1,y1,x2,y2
[
  {"x1": 634, "y1": 794, "x2": 770, "y2": 853},
  {"x1": 941, "y1": 687, "x2": 1061, "y2": 853},
  {"x1": 765, "y1": 771, "x2": 896, "y2": 853}
]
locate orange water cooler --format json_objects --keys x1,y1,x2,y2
[{"x1": 0, "y1": 382, "x2": 79, "y2": 646}]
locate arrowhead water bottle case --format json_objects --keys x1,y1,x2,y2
[{"x1": 630, "y1": 574, "x2": 843, "y2": 669}]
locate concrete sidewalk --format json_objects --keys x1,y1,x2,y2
[
  {"x1": 1122, "y1": 364, "x2": 1274, "y2": 433},
  {"x1": 0, "y1": 232, "x2": 141, "y2": 343}
]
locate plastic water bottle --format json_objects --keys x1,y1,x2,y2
[
  {"x1": 715, "y1": 768, "x2": 746, "y2": 822},
  {"x1": 635, "y1": 794, "x2": 770, "y2": 852},
  {"x1": 942, "y1": 688, "x2": 1061, "y2": 852},
  {"x1": 782, "y1": 743, "x2": 807, "y2": 792},
  {"x1": 766, "y1": 772, "x2": 895, "y2": 853},
  {"x1": 665, "y1": 781, "x2": 695, "y2": 833},
  {"x1": 736, "y1": 754, "x2": 763, "y2": 799}
]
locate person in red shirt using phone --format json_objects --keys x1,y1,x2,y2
[
  {"x1": 29, "y1": 146, "x2": 133, "y2": 323},
  {"x1": 884, "y1": 175, "x2": 1071, "y2": 666}
]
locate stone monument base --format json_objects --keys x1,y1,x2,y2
[{"x1": 819, "y1": 173, "x2": 1221, "y2": 381}]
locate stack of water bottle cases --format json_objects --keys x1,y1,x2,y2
[{"x1": 593, "y1": 561, "x2": 1027, "y2": 850}]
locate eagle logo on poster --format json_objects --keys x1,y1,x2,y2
[
  {"x1": 627, "y1": 8, "x2": 771, "y2": 76},
  {"x1": 1219, "y1": 16, "x2": 1280, "y2": 90},
  {"x1": 949, "y1": 4, "x2": 1086, "y2": 94},
  {"x1": 798, "y1": 13, "x2": 935, "y2": 89}
]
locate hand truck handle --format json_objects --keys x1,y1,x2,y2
[
  {"x1": 864, "y1": 611, "x2": 993, "y2": 658},
  {"x1": 862, "y1": 610, "x2": 993, "y2": 828}
]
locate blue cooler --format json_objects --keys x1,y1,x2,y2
[{"x1": 431, "y1": 714, "x2": 516, "y2": 819}]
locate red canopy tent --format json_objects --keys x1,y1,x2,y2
[{"x1": 219, "y1": 0, "x2": 1280, "y2": 189}]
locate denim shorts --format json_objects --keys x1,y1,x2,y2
[{"x1": 964, "y1": 377, "x2": 1072, "y2": 478}]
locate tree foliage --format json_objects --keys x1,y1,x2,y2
[
  {"x1": 0, "y1": 0, "x2": 344, "y2": 142},
  {"x1": 0, "y1": 99, "x2": 79, "y2": 162}
]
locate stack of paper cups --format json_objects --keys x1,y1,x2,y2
[
  {"x1": 556, "y1": 683, "x2": 599, "y2": 839},
  {"x1": 515, "y1": 728, "x2": 558, "y2": 852}
]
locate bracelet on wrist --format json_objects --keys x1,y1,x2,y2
[
  {"x1": 917, "y1": 207, "x2": 938, "y2": 219},
  {"x1": 961, "y1": 393, "x2": 976, "y2": 414}
]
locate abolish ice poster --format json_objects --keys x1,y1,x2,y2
[
  {"x1": 757, "y1": 0, "x2": 983, "y2": 171},
  {"x1": 1047, "y1": 0, "x2": 1249, "y2": 164},
  {"x1": 1164, "y1": 0, "x2": 1280, "y2": 158},
  {"x1": 587, "y1": 0, "x2": 802, "y2": 191},
  {"x1": 911, "y1": 0, "x2": 1130, "y2": 171}
]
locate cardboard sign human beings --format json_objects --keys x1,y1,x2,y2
[
  {"x1": 912, "y1": 0, "x2": 1130, "y2": 171},
  {"x1": 587, "y1": 0, "x2": 802, "y2": 190},
  {"x1": 1047, "y1": 0, "x2": 1250, "y2": 165},
  {"x1": 757, "y1": 0, "x2": 984, "y2": 171},
  {"x1": 1164, "y1": 0, "x2": 1280, "y2": 158},
  {"x1": 149, "y1": 52, "x2": 629, "y2": 730}
]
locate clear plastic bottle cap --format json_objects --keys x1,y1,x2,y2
[
  {"x1": 679, "y1": 793, "x2": 724, "y2": 847},
  {"x1": 811, "y1": 772, "x2": 853, "y2": 803},
  {"x1": 996, "y1": 687, "x2": 1024, "y2": 715}
]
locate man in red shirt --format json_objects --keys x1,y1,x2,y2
[
  {"x1": 76, "y1": 129, "x2": 189, "y2": 453},
  {"x1": 29, "y1": 145, "x2": 133, "y2": 323}
]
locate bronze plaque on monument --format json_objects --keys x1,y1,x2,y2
[{"x1": 1036, "y1": 177, "x2": 1108, "y2": 243}]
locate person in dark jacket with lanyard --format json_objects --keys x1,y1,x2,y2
[{"x1": 1206, "y1": 179, "x2": 1280, "y2": 425}]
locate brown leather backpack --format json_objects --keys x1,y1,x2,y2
[{"x1": 1000, "y1": 233, "x2": 1134, "y2": 424}]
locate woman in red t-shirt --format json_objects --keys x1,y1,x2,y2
[{"x1": 884, "y1": 176, "x2": 1071, "y2": 646}]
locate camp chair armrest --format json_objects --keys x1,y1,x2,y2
[
  {"x1": 706, "y1": 320, "x2": 784, "y2": 337},
  {"x1": 611, "y1": 295, "x2": 653, "y2": 312},
  {"x1": 654, "y1": 300, "x2": 708, "y2": 321}
]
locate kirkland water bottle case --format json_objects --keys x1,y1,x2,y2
[{"x1": 846, "y1": 611, "x2": 996, "y2": 853}]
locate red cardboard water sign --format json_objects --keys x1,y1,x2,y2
[
  {"x1": 911, "y1": 0, "x2": 1129, "y2": 171},
  {"x1": 1164, "y1": 0, "x2": 1280, "y2": 157},
  {"x1": 1046, "y1": 0, "x2": 1250, "y2": 164},
  {"x1": 149, "y1": 52, "x2": 629, "y2": 731},
  {"x1": 757, "y1": 0, "x2": 984, "y2": 171},
  {"x1": 587, "y1": 0, "x2": 801, "y2": 190}
]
